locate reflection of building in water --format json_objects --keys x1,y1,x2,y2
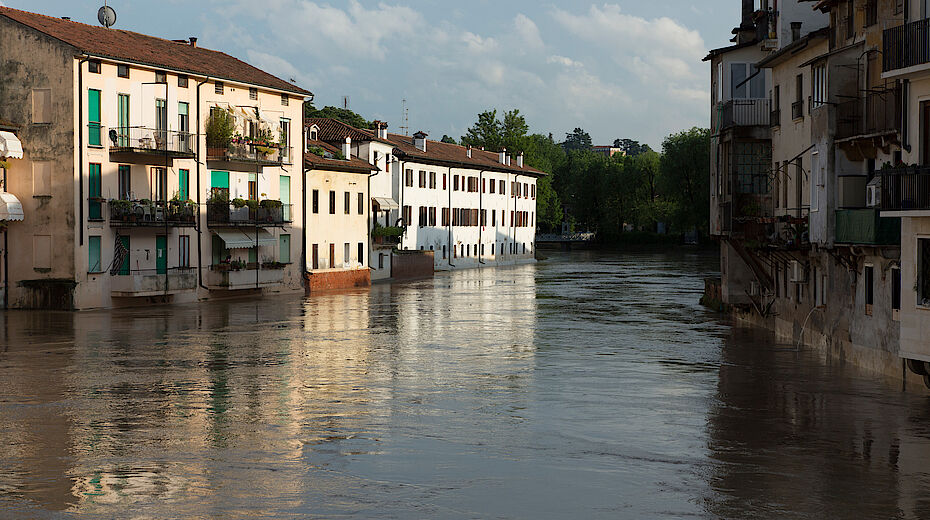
[{"x1": 705, "y1": 327, "x2": 930, "y2": 519}]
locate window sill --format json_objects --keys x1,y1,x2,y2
[{"x1": 88, "y1": 145, "x2": 104, "y2": 149}]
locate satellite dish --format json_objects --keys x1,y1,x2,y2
[{"x1": 97, "y1": 5, "x2": 117, "y2": 28}]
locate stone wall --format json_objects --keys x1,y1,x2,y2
[
  {"x1": 305, "y1": 268, "x2": 371, "y2": 293},
  {"x1": 393, "y1": 250, "x2": 434, "y2": 280}
]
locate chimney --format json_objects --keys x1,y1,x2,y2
[
  {"x1": 791, "y1": 22, "x2": 802, "y2": 42},
  {"x1": 499, "y1": 148, "x2": 507, "y2": 165},
  {"x1": 506, "y1": 153, "x2": 512, "y2": 166},
  {"x1": 61, "y1": 16, "x2": 71, "y2": 20},
  {"x1": 343, "y1": 136, "x2": 351, "y2": 159},
  {"x1": 189, "y1": 37, "x2": 198, "y2": 47},
  {"x1": 741, "y1": 0, "x2": 754, "y2": 29},
  {"x1": 517, "y1": 152, "x2": 524, "y2": 168},
  {"x1": 414, "y1": 131, "x2": 428, "y2": 152},
  {"x1": 375, "y1": 120, "x2": 388, "y2": 139},
  {"x1": 466, "y1": 145, "x2": 472, "y2": 159}
]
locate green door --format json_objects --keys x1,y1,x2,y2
[
  {"x1": 88, "y1": 163, "x2": 102, "y2": 220},
  {"x1": 156, "y1": 235, "x2": 167, "y2": 274},
  {"x1": 88, "y1": 89, "x2": 101, "y2": 146},
  {"x1": 117, "y1": 94, "x2": 130, "y2": 146},
  {"x1": 279, "y1": 175, "x2": 290, "y2": 221},
  {"x1": 118, "y1": 235, "x2": 130, "y2": 275}
]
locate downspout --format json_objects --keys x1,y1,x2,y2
[
  {"x1": 302, "y1": 165, "x2": 308, "y2": 281},
  {"x1": 448, "y1": 166, "x2": 455, "y2": 267},
  {"x1": 513, "y1": 173, "x2": 520, "y2": 256},
  {"x1": 78, "y1": 55, "x2": 89, "y2": 246},
  {"x1": 478, "y1": 169, "x2": 486, "y2": 264},
  {"x1": 3, "y1": 164, "x2": 7, "y2": 309},
  {"x1": 367, "y1": 165, "x2": 377, "y2": 270},
  {"x1": 196, "y1": 76, "x2": 210, "y2": 290}
]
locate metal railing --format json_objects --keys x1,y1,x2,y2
[
  {"x1": 206, "y1": 200, "x2": 292, "y2": 226},
  {"x1": 108, "y1": 199, "x2": 197, "y2": 226},
  {"x1": 719, "y1": 99, "x2": 770, "y2": 129},
  {"x1": 108, "y1": 126, "x2": 194, "y2": 156},
  {"x1": 884, "y1": 18, "x2": 930, "y2": 72},
  {"x1": 835, "y1": 85, "x2": 901, "y2": 139},
  {"x1": 206, "y1": 142, "x2": 293, "y2": 165},
  {"x1": 881, "y1": 166, "x2": 930, "y2": 210}
]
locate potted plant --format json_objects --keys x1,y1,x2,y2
[
  {"x1": 206, "y1": 108, "x2": 235, "y2": 157},
  {"x1": 232, "y1": 197, "x2": 248, "y2": 208}
]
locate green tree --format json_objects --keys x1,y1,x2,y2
[
  {"x1": 304, "y1": 102, "x2": 371, "y2": 129},
  {"x1": 440, "y1": 135, "x2": 457, "y2": 144},
  {"x1": 658, "y1": 127, "x2": 710, "y2": 234},
  {"x1": 562, "y1": 128, "x2": 592, "y2": 152},
  {"x1": 612, "y1": 138, "x2": 653, "y2": 157},
  {"x1": 461, "y1": 110, "x2": 503, "y2": 151}
]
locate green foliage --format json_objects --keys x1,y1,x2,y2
[
  {"x1": 562, "y1": 128, "x2": 593, "y2": 152},
  {"x1": 206, "y1": 109, "x2": 235, "y2": 148},
  {"x1": 372, "y1": 225, "x2": 404, "y2": 238},
  {"x1": 461, "y1": 110, "x2": 504, "y2": 151},
  {"x1": 304, "y1": 102, "x2": 372, "y2": 129},
  {"x1": 440, "y1": 135, "x2": 457, "y2": 144},
  {"x1": 612, "y1": 138, "x2": 653, "y2": 157},
  {"x1": 659, "y1": 127, "x2": 710, "y2": 234},
  {"x1": 307, "y1": 145, "x2": 326, "y2": 158},
  {"x1": 260, "y1": 199, "x2": 283, "y2": 209},
  {"x1": 232, "y1": 197, "x2": 248, "y2": 208}
]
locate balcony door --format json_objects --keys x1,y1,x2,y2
[
  {"x1": 155, "y1": 98, "x2": 167, "y2": 149},
  {"x1": 117, "y1": 94, "x2": 130, "y2": 147},
  {"x1": 923, "y1": 101, "x2": 930, "y2": 165},
  {"x1": 156, "y1": 236, "x2": 167, "y2": 274},
  {"x1": 178, "y1": 102, "x2": 190, "y2": 153}
]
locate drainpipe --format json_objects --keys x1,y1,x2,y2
[
  {"x1": 448, "y1": 166, "x2": 455, "y2": 267},
  {"x1": 367, "y1": 164, "x2": 377, "y2": 270},
  {"x1": 3, "y1": 164, "x2": 7, "y2": 309},
  {"x1": 78, "y1": 55, "x2": 89, "y2": 246},
  {"x1": 478, "y1": 169, "x2": 486, "y2": 264},
  {"x1": 513, "y1": 173, "x2": 519, "y2": 257},
  {"x1": 196, "y1": 76, "x2": 210, "y2": 290}
]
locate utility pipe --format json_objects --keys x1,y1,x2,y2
[
  {"x1": 196, "y1": 76, "x2": 210, "y2": 290},
  {"x1": 78, "y1": 55, "x2": 89, "y2": 246}
]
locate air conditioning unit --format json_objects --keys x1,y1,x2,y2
[
  {"x1": 790, "y1": 260, "x2": 808, "y2": 283},
  {"x1": 866, "y1": 184, "x2": 880, "y2": 208},
  {"x1": 749, "y1": 280, "x2": 761, "y2": 296}
]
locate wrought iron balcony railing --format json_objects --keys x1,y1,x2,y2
[
  {"x1": 884, "y1": 18, "x2": 930, "y2": 72},
  {"x1": 108, "y1": 199, "x2": 197, "y2": 227},
  {"x1": 206, "y1": 200, "x2": 292, "y2": 227},
  {"x1": 108, "y1": 126, "x2": 195, "y2": 157},
  {"x1": 881, "y1": 166, "x2": 930, "y2": 210},
  {"x1": 718, "y1": 99, "x2": 771, "y2": 129}
]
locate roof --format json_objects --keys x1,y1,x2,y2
[
  {"x1": 386, "y1": 133, "x2": 546, "y2": 177},
  {"x1": 703, "y1": 40, "x2": 760, "y2": 62},
  {"x1": 0, "y1": 118, "x2": 19, "y2": 130},
  {"x1": 304, "y1": 140, "x2": 378, "y2": 174},
  {"x1": 306, "y1": 118, "x2": 392, "y2": 145},
  {"x1": 756, "y1": 27, "x2": 830, "y2": 68},
  {"x1": 0, "y1": 6, "x2": 311, "y2": 96}
]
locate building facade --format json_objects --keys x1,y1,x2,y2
[{"x1": 0, "y1": 7, "x2": 310, "y2": 309}]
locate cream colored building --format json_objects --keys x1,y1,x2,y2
[{"x1": 0, "y1": 7, "x2": 310, "y2": 309}]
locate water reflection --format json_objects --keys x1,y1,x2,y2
[{"x1": 6, "y1": 251, "x2": 930, "y2": 518}]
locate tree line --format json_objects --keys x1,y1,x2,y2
[{"x1": 306, "y1": 102, "x2": 710, "y2": 242}]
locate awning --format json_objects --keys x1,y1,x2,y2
[
  {"x1": 215, "y1": 228, "x2": 277, "y2": 249},
  {"x1": 0, "y1": 131, "x2": 23, "y2": 159},
  {"x1": 0, "y1": 192, "x2": 24, "y2": 221},
  {"x1": 372, "y1": 196, "x2": 399, "y2": 210}
]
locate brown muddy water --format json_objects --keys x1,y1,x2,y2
[{"x1": 2, "y1": 249, "x2": 930, "y2": 519}]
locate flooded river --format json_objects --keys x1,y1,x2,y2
[{"x1": 3, "y1": 249, "x2": 930, "y2": 518}]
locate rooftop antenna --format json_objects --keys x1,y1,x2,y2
[
  {"x1": 343, "y1": 96, "x2": 350, "y2": 109},
  {"x1": 399, "y1": 99, "x2": 410, "y2": 137},
  {"x1": 97, "y1": 1, "x2": 117, "y2": 28}
]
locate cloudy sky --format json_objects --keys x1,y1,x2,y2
[{"x1": 6, "y1": 0, "x2": 741, "y2": 148}]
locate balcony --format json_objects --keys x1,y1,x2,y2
[
  {"x1": 835, "y1": 208, "x2": 900, "y2": 245},
  {"x1": 881, "y1": 166, "x2": 930, "y2": 210},
  {"x1": 719, "y1": 99, "x2": 770, "y2": 129},
  {"x1": 207, "y1": 141, "x2": 292, "y2": 166},
  {"x1": 836, "y1": 86, "x2": 901, "y2": 140},
  {"x1": 206, "y1": 200, "x2": 291, "y2": 227},
  {"x1": 107, "y1": 126, "x2": 195, "y2": 159},
  {"x1": 207, "y1": 265, "x2": 286, "y2": 290},
  {"x1": 791, "y1": 100, "x2": 804, "y2": 120},
  {"x1": 111, "y1": 268, "x2": 197, "y2": 297},
  {"x1": 108, "y1": 199, "x2": 197, "y2": 227},
  {"x1": 883, "y1": 18, "x2": 930, "y2": 72}
]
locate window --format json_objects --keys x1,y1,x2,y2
[
  {"x1": 430, "y1": 171, "x2": 436, "y2": 189},
  {"x1": 178, "y1": 74, "x2": 188, "y2": 88},
  {"x1": 419, "y1": 170, "x2": 427, "y2": 188},
  {"x1": 499, "y1": 179, "x2": 505, "y2": 194},
  {"x1": 215, "y1": 81, "x2": 224, "y2": 94},
  {"x1": 730, "y1": 63, "x2": 765, "y2": 99},
  {"x1": 344, "y1": 243, "x2": 351, "y2": 265},
  {"x1": 454, "y1": 175, "x2": 460, "y2": 191},
  {"x1": 811, "y1": 64, "x2": 827, "y2": 109},
  {"x1": 892, "y1": 267, "x2": 902, "y2": 316},
  {"x1": 492, "y1": 209, "x2": 496, "y2": 227},
  {"x1": 117, "y1": 64, "x2": 129, "y2": 78},
  {"x1": 312, "y1": 244, "x2": 319, "y2": 270},
  {"x1": 344, "y1": 192, "x2": 350, "y2": 214},
  {"x1": 442, "y1": 245, "x2": 447, "y2": 259},
  {"x1": 919, "y1": 239, "x2": 930, "y2": 306},
  {"x1": 418, "y1": 206, "x2": 427, "y2": 227},
  {"x1": 403, "y1": 205, "x2": 412, "y2": 226},
  {"x1": 32, "y1": 89, "x2": 51, "y2": 123},
  {"x1": 88, "y1": 163, "x2": 102, "y2": 220},
  {"x1": 313, "y1": 189, "x2": 319, "y2": 214},
  {"x1": 329, "y1": 190, "x2": 336, "y2": 214},
  {"x1": 178, "y1": 102, "x2": 190, "y2": 151},
  {"x1": 280, "y1": 235, "x2": 291, "y2": 264},
  {"x1": 179, "y1": 169, "x2": 189, "y2": 201},
  {"x1": 279, "y1": 119, "x2": 290, "y2": 161},
  {"x1": 88, "y1": 236, "x2": 101, "y2": 273},
  {"x1": 846, "y1": 0, "x2": 855, "y2": 39},
  {"x1": 155, "y1": 71, "x2": 167, "y2": 84},
  {"x1": 330, "y1": 244, "x2": 336, "y2": 268},
  {"x1": 249, "y1": 87, "x2": 258, "y2": 100},
  {"x1": 429, "y1": 207, "x2": 436, "y2": 226},
  {"x1": 379, "y1": 253, "x2": 384, "y2": 269},
  {"x1": 118, "y1": 165, "x2": 131, "y2": 199},
  {"x1": 865, "y1": 264, "x2": 874, "y2": 315},
  {"x1": 405, "y1": 169, "x2": 414, "y2": 187},
  {"x1": 865, "y1": 0, "x2": 877, "y2": 27},
  {"x1": 88, "y1": 60, "x2": 101, "y2": 74},
  {"x1": 153, "y1": 167, "x2": 168, "y2": 202},
  {"x1": 443, "y1": 173, "x2": 447, "y2": 190},
  {"x1": 532, "y1": 185, "x2": 536, "y2": 199},
  {"x1": 793, "y1": 74, "x2": 804, "y2": 119},
  {"x1": 442, "y1": 207, "x2": 450, "y2": 226},
  {"x1": 171, "y1": 235, "x2": 187, "y2": 268},
  {"x1": 358, "y1": 242, "x2": 364, "y2": 266},
  {"x1": 88, "y1": 89, "x2": 101, "y2": 146},
  {"x1": 358, "y1": 192, "x2": 364, "y2": 215},
  {"x1": 281, "y1": 94, "x2": 289, "y2": 106},
  {"x1": 490, "y1": 180, "x2": 496, "y2": 194},
  {"x1": 280, "y1": 176, "x2": 291, "y2": 221}
]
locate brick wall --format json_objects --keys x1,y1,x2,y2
[
  {"x1": 305, "y1": 269, "x2": 371, "y2": 293},
  {"x1": 393, "y1": 251, "x2": 434, "y2": 280}
]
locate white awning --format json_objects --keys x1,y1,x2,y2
[
  {"x1": 215, "y1": 228, "x2": 278, "y2": 249},
  {"x1": 372, "y1": 197, "x2": 399, "y2": 210},
  {"x1": 242, "y1": 228, "x2": 278, "y2": 247},
  {"x1": 0, "y1": 131, "x2": 23, "y2": 159},
  {"x1": 0, "y1": 192, "x2": 24, "y2": 221}
]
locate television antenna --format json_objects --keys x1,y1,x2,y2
[
  {"x1": 97, "y1": 2, "x2": 117, "y2": 28},
  {"x1": 399, "y1": 99, "x2": 410, "y2": 136},
  {"x1": 343, "y1": 96, "x2": 350, "y2": 109}
]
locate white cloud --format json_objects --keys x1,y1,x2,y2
[
  {"x1": 514, "y1": 13, "x2": 543, "y2": 49},
  {"x1": 547, "y1": 55, "x2": 581, "y2": 68}
]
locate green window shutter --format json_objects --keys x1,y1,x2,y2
[
  {"x1": 280, "y1": 235, "x2": 290, "y2": 264},
  {"x1": 248, "y1": 247, "x2": 257, "y2": 263},
  {"x1": 88, "y1": 89, "x2": 101, "y2": 146},
  {"x1": 117, "y1": 94, "x2": 129, "y2": 147},
  {"x1": 211, "y1": 171, "x2": 229, "y2": 189},
  {"x1": 179, "y1": 169, "x2": 189, "y2": 200},
  {"x1": 88, "y1": 236, "x2": 101, "y2": 273},
  {"x1": 88, "y1": 163, "x2": 102, "y2": 220},
  {"x1": 118, "y1": 235, "x2": 130, "y2": 275},
  {"x1": 279, "y1": 175, "x2": 290, "y2": 221}
]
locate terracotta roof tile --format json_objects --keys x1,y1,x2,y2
[
  {"x1": 386, "y1": 134, "x2": 546, "y2": 176},
  {"x1": 304, "y1": 140, "x2": 377, "y2": 174},
  {"x1": 306, "y1": 118, "x2": 392, "y2": 145},
  {"x1": 0, "y1": 6, "x2": 311, "y2": 96}
]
